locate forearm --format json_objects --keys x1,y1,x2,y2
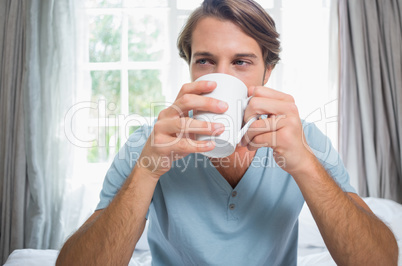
[
  {"x1": 293, "y1": 158, "x2": 398, "y2": 265},
  {"x1": 56, "y1": 165, "x2": 158, "y2": 266}
]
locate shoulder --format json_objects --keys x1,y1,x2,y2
[
  {"x1": 95, "y1": 122, "x2": 155, "y2": 210},
  {"x1": 301, "y1": 120, "x2": 334, "y2": 158},
  {"x1": 301, "y1": 120, "x2": 356, "y2": 193},
  {"x1": 301, "y1": 120, "x2": 341, "y2": 169},
  {"x1": 301, "y1": 120, "x2": 328, "y2": 147},
  {"x1": 125, "y1": 122, "x2": 154, "y2": 147}
]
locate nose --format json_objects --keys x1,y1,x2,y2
[{"x1": 214, "y1": 63, "x2": 233, "y2": 76}]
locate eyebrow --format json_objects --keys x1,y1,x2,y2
[
  {"x1": 192, "y1": 52, "x2": 213, "y2": 57},
  {"x1": 192, "y1": 52, "x2": 258, "y2": 58},
  {"x1": 235, "y1": 53, "x2": 258, "y2": 58}
]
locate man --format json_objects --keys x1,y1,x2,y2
[{"x1": 57, "y1": 0, "x2": 398, "y2": 265}]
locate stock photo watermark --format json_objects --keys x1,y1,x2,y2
[
  {"x1": 64, "y1": 99, "x2": 341, "y2": 168},
  {"x1": 129, "y1": 150, "x2": 286, "y2": 173}
]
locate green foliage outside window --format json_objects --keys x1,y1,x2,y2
[
  {"x1": 90, "y1": 70, "x2": 121, "y2": 117},
  {"x1": 89, "y1": 15, "x2": 121, "y2": 62},
  {"x1": 128, "y1": 15, "x2": 164, "y2": 61},
  {"x1": 129, "y1": 70, "x2": 165, "y2": 116},
  {"x1": 87, "y1": 10, "x2": 166, "y2": 163}
]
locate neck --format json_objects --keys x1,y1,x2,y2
[{"x1": 209, "y1": 146, "x2": 257, "y2": 188}]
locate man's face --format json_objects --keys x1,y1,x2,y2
[{"x1": 190, "y1": 17, "x2": 271, "y2": 88}]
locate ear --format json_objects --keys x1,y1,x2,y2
[{"x1": 263, "y1": 65, "x2": 273, "y2": 85}]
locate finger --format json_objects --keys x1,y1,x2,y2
[
  {"x1": 163, "y1": 94, "x2": 228, "y2": 118},
  {"x1": 244, "y1": 97, "x2": 297, "y2": 122},
  {"x1": 241, "y1": 116, "x2": 286, "y2": 146},
  {"x1": 176, "y1": 80, "x2": 217, "y2": 100},
  {"x1": 249, "y1": 86, "x2": 295, "y2": 103},
  {"x1": 172, "y1": 138, "x2": 216, "y2": 155},
  {"x1": 150, "y1": 132, "x2": 216, "y2": 155},
  {"x1": 156, "y1": 117, "x2": 225, "y2": 136},
  {"x1": 245, "y1": 131, "x2": 278, "y2": 151}
]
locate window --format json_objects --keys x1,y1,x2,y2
[{"x1": 85, "y1": 0, "x2": 170, "y2": 165}]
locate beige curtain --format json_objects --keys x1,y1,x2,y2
[
  {"x1": 0, "y1": 0, "x2": 28, "y2": 263},
  {"x1": 339, "y1": 0, "x2": 402, "y2": 203}
]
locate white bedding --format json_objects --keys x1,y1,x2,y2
[{"x1": 5, "y1": 197, "x2": 402, "y2": 266}]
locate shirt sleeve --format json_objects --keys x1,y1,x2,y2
[
  {"x1": 302, "y1": 121, "x2": 356, "y2": 194},
  {"x1": 95, "y1": 124, "x2": 153, "y2": 210}
]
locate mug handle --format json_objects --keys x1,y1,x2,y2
[
  {"x1": 237, "y1": 116, "x2": 259, "y2": 144},
  {"x1": 237, "y1": 96, "x2": 259, "y2": 144}
]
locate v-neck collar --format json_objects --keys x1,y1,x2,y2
[{"x1": 203, "y1": 148, "x2": 266, "y2": 194}]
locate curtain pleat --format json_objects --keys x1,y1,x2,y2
[
  {"x1": 0, "y1": 0, "x2": 28, "y2": 263},
  {"x1": 24, "y1": 0, "x2": 80, "y2": 249},
  {"x1": 339, "y1": 0, "x2": 402, "y2": 203}
]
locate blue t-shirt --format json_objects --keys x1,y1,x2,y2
[{"x1": 96, "y1": 121, "x2": 355, "y2": 265}]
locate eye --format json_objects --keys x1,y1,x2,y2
[
  {"x1": 234, "y1": 60, "x2": 248, "y2": 66},
  {"x1": 196, "y1": 59, "x2": 209, "y2": 65}
]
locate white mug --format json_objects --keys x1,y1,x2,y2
[{"x1": 194, "y1": 73, "x2": 257, "y2": 158}]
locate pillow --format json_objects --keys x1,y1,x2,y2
[
  {"x1": 363, "y1": 197, "x2": 402, "y2": 241},
  {"x1": 135, "y1": 220, "x2": 150, "y2": 250},
  {"x1": 298, "y1": 202, "x2": 325, "y2": 248},
  {"x1": 5, "y1": 249, "x2": 58, "y2": 266},
  {"x1": 298, "y1": 197, "x2": 402, "y2": 248}
]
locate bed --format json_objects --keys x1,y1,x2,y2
[{"x1": 5, "y1": 197, "x2": 402, "y2": 265}]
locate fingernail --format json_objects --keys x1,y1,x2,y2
[
  {"x1": 218, "y1": 101, "x2": 228, "y2": 110},
  {"x1": 214, "y1": 123, "x2": 225, "y2": 130},
  {"x1": 206, "y1": 141, "x2": 214, "y2": 147},
  {"x1": 207, "y1": 81, "x2": 216, "y2": 88}
]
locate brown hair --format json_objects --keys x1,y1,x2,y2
[{"x1": 177, "y1": 0, "x2": 281, "y2": 68}]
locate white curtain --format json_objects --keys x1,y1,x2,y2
[
  {"x1": 24, "y1": 0, "x2": 85, "y2": 249},
  {"x1": 275, "y1": 2, "x2": 338, "y2": 148}
]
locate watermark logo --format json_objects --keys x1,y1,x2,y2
[{"x1": 64, "y1": 99, "x2": 340, "y2": 168}]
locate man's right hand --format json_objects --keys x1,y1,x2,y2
[{"x1": 137, "y1": 80, "x2": 228, "y2": 178}]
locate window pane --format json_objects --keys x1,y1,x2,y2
[
  {"x1": 128, "y1": 70, "x2": 165, "y2": 116},
  {"x1": 176, "y1": 0, "x2": 203, "y2": 10},
  {"x1": 90, "y1": 70, "x2": 121, "y2": 118},
  {"x1": 124, "y1": 0, "x2": 168, "y2": 8},
  {"x1": 128, "y1": 12, "x2": 167, "y2": 62},
  {"x1": 89, "y1": 15, "x2": 121, "y2": 62},
  {"x1": 87, "y1": 126, "x2": 120, "y2": 163},
  {"x1": 85, "y1": 0, "x2": 122, "y2": 8}
]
